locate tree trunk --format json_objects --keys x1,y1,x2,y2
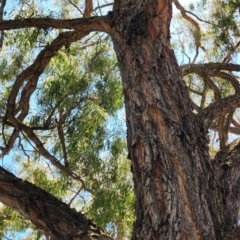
[
  {"x1": 0, "y1": 166, "x2": 112, "y2": 240},
  {"x1": 110, "y1": 0, "x2": 239, "y2": 239}
]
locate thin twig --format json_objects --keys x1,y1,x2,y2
[
  {"x1": 68, "y1": 187, "x2": 83, "y2": 206},
  {"x1": 66, "y1": 0, "x2": 84, "y2": 15}
]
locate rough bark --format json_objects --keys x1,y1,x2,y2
[
  {"x1": 109, "y1": 0, "x2": 239, "y2": 239},
  {"x1": 213, "y1": 139, "x2": 240, "y2": 239},
  {"x1": 0, "y1": 166, "x2": 112, "y2": 240}
]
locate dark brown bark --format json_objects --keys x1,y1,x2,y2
[
  {"x1": 109, "y1": 0, "x2": 239, "y2": 239},
  {"x1": 213, "y1": 139, "x2": 240, "y2": 239},
  {"x1": 0, "y1": 16, "x2": 111, "y2": 32},
  {"x1": 0, "y1": 166, "x2": 112, "y2": 240},
  {"x1": 0, "y1": 0, "x2": 240, "y2": 239},
  {"x1": 83, "y1": 0, "x2": 93, "y2": 17}
]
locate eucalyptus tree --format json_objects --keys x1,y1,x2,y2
[{"x1": 1, "y1": 0, "x2": 240, "y2": 239}]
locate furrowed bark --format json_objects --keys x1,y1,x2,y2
[
  {"x1": 0, "y1": 166, "x2": 112, "y2": 240},
  {"x1": 110, "y1": 0, "x2": 233, "y2": 239},
  {"x1": 213, "y1": 139, "x2": 240, "y2": 239}
]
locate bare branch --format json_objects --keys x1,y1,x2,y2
[
  {"x1": 214, "y1": 71, "x2": 240, "y2": 92},
  {"x1": 201, "y1": 75, "x2": 221, "y2": 100},
  {"x1": 210, "y1": 123, "x2": 240, "y2": 135},
  {"x1": 0, "y1": 129, "x2": 20, "y2": 158},
  {"x1": 68, "y1": 187, "x2": 83, "y2": 207},
  {"x1": 232, "y1": 118, "x2": 240, "y2": 129},
  {"x1": 188, "y1": 87, "x2": 203, "y2": 96},
  {"x1": 93, "y1": 3, "x2": 113, "y2": 12},
  {"x1": 196, "y1": 93, "x2": 240, "y2": 127},
  {"x1": 17, "y1": 135, "x2": 30, "y2": 159},
  {"x1": 200, "y1": 84, "x2": 207, "y2": 109},
  {"x1": 217, "y1": 111, "x2": 234, "y2": 149},
  {"x1": 191, "y1": 101, "x2": 201, "y2": 112}
]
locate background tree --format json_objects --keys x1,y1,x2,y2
[{"x1": 1, "y1": 0, "x2": 240, "y2": 239}]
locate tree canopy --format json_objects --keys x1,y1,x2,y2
[{"x1": 1, "y1": 0, "x2": 240, "y2": 239}]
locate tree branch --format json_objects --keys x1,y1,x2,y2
[
  {"x1": 57, "y1": 110, "x2": 69, "y2": 167},
  {"x1": 0, "y1": 15, "x2": 111, "y2": 33},
  {"x1": 223, "y1": 40, "x2": 240, "y2": 63},
  {"x1": 181, "y1": 62, "x2": 240, "y2": 76},
  {"x1": 232, "y1": 118, "x2": 240, "y2": 129},
  {"x1": 201, "y1": 74, "x2": 221, "y2": 101},
  {"x1": 93, "y1": 3, "x2": 113, "y2": 12},
  {"x1": 214, "y1": 71, "x2": 240, "y2": 92},
  {"x1": 210, "y1": 121, "x2": 240, "y2": 135},
  {"x1": 184, "y1": 10, "x2": 211, "y2": 25},
  {"x1": 0, "y1": 129, "x2": 20, "y2": 158},
  {"x1": 0, "y1": 166, "x2": 112, "y2": 240},
  {"x1": 20, "y1": 122, "x2": 87, "y2": 187},
  {"x1": 84, "y1": 0, "x2": 93, "y2": 18},
  {"x1": 200, "y1": 83, "x2": 207, "y2": 109},
  {"x1": 196, "y1": 93, "x2": 240, "y2": 127},
  {"x1": 182, "y1": 62, "x2": 240, "y2": 93}
]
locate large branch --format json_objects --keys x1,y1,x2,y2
[
  {"x1": 0, "y1": 0, "x2": 6, "y2": 50},
  {"x1": 84, "y1": 0, "x2": 93, "y2": 17},
  {"x1": 0, "y1": 15, "x2": 111, "y2": 33},
  {"x1": 210, "y1": 122, "x2": 240, "y2": 135},
  {"x1": 196, "y1": 93, "x2": 240, "y2": 127},
  {"x1": 0, "y1": 166, "x2": 112, "y2": 240},
  {"x1": 182, "y1": 62, "x2": 240, "y2": 92},
  {"x1": 1, "y1": 30, "x2": 90, "y2": 161},
  {"x1": 2, "y1": 30, "x2": 93, "y2": 186},
  {"x1": 181, "y1": 62, "x2": 240, "y2": 76}
]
